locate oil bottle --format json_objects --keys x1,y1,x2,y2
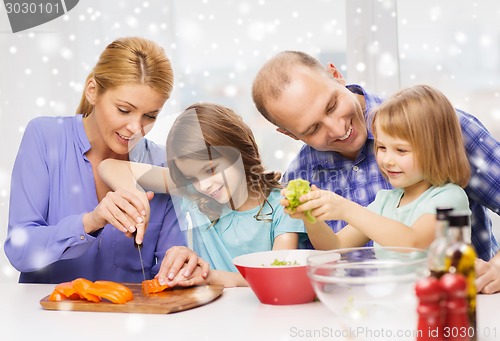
[
  {"x1": 444, "y1": 212, "x2": 477, "y2": 340},
  {"x1": 428, "y1": 207, "x2": 454, "y2": 278}
]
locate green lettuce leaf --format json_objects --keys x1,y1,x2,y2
[{"x1": 285, "y1": 179, "x2": 316, "y2": 223}]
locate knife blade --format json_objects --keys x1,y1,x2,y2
[{"x1": 133, "y1": 230, "x2": 147, "y2": 282}]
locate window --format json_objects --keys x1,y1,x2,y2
[{"x1": 154, "y1": 0, "x2": 348, "y2": 171}]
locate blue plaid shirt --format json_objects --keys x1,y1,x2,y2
[{"x1": 283, "y1": 84, "x2": 500, "y2": 260}]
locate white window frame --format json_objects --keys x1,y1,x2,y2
[{"x1": 346, "y1": 0, "x2": 400, "y2": 96}]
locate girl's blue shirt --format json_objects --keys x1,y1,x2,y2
[{"x1": 176, "y1": 188, "x2": 307, "y2": 272}]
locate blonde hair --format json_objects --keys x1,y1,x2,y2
[
  {"x1": 76, "y1": 37, "x2": 173, "y2": 116},
  {"x1": 166, "y1": 103, "x2": 281, "y2": 220},
  {"x1": 372, "y1": 85, "x2": 470, "y2": 187},
  {"x1": 252, "y1": 51, "x2": 328, "y2": 125}
]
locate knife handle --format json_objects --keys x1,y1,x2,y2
[{"x1": 132, "y1": 230, "x2": 141, "y2": 249}]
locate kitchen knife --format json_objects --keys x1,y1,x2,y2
[{"x1": 133, "y1": 230, "x2": 147, "y2": 282}]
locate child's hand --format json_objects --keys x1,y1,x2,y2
[
  {"x1": 280, "y1": 188, "x2": 303, "y2": 220},
  {"x1": 280, "y1": 188, "x2": 291, "y2": 209},
  {"x1": 281, "y1": 185, "x2": 317, "y2": 222},
  {"x1": 294, "y1": 185, "x2": 348, "y2": 222},
  {"x1": 281, "y1": 179, "x2": 316, "y2": 223}
]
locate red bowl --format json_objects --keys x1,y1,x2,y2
[{"x1": 233, "y1": 250, "x2": 322, "y2": 305}]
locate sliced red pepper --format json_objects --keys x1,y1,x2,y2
[
  {"x1": 95, "y1": 281, "x2": 133, "y2": 301},
  {"x1": 48, "y1": 278, "x2": 133, "y2": 304},
  {"x1": 142, "y1": 278, "x2": 170, "y2": 295},
  {"x1": 49, "y1": 289, "x2": 69, "y2": 301},
  {"x1": 53, "y1": 281, "x2": 83, "y2": 300},
  {"x1": 71, "y1": 278, "x2": 101, "y2": 303},
  {"x1": 86, "y1": 281, "x2": 134, "y2": 304},
  {"x1": 48, "y1": 282, "x2": 82, "y2": 301}
]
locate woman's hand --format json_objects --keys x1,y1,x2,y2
[
  {"x1": 476, "y1": 258, "x2": 500, "y2": 294},
  {"x1": 156, "y1": 246, "x2": 210, "y2": 287},
  {"x1": 82, "y1": 189, "x2": 152, "y2": 244}
]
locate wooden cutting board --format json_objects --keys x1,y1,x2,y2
[{"x1": 40, "y1": 283, "x2": 224, "y2": 314}]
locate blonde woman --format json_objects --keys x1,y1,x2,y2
[{"x1": 5, "y1": 37, "x2": 189, "y2": 283}]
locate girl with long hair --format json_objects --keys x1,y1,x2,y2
[{"x1": 100, "y1": 103, "x2": 305, "y2": 286}]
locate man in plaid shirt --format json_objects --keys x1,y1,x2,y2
[{"x1": 252, "y1": 51, "x2": 499, "y2": 262}]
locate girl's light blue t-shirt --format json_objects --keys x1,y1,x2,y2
[
  {"x1": 367, "y1": 183, "x2": 471, "y2": 248},
  {"x1": 176, "y1": 188, "x2": 307, "y2": 272}
]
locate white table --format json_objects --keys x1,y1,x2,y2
[{"x1": 0, "y1": 284, "x2": 499, "y2": 341}]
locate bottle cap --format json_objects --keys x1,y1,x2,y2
[
  {"x1": 436, "y1": 207, "x2": 453, "y2": 221},
  {"x1": 447, "y1": 212, "x2": 470, "y2": 227}
]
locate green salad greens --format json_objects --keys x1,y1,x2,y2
[
  {"x1": 285, "y1": 179, "x2": 316, "y2": 223},
  {"x1": 270, "y1": 259, "x2": 300, "y2": 266}
]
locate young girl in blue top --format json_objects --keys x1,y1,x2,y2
[
  {"x1": 100, "y1": 103, "x2": 306, "y2": 286},
  {"x1": 283, "y1": 85, "x2": 471, "y2": 250}
]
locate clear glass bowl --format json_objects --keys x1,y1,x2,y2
[{"x1": 307, "y1": 247, "x2": 428, "y2": 331}]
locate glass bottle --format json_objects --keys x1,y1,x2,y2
[
  {"x1": 444, "y1": 212, "x2": 477, "y2": 340},
  {"x1": 428, "y1": 207, "x2": 454, "y2": 279}
]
